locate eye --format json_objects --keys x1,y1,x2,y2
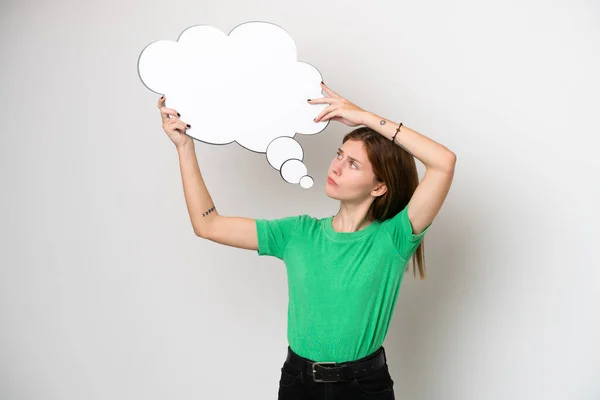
[{"x1": 337, "y1": 152, "x2": 358, "y2": 169}]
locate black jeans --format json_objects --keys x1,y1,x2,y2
[{"x1": 278, "y1": 346, "x2": 395, "y2": 399}]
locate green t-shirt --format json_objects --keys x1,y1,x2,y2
[{"x1": 256, "y1": 205, "x2": 430, "y2": 363}]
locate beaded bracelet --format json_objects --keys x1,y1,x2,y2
[{"x1": 391, "y1": 122, "x2": 403, "y2": 142}]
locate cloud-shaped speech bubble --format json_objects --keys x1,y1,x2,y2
[{"x1": 137, "y1": 21, "x2": 330, "y2": 188}]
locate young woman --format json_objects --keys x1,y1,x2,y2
[{"x1": 157, "y1": 82, "x2": 456, "y2": 399}]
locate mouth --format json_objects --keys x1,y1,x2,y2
[{"x1": 327, "y1": 176, "x2": 337, "y2": 186}]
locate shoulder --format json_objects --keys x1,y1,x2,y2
[
  {"x1": 380, "y1": 204, "x2": 430, "y2": 255},
  {"x1": 297, "y1": 213, "x2": 323, "y2": 227},
  {"x1": 380, "y1": 204, "x2": 408, "y2": 227},
  {"x1": 294, "y1": 214, "x2": 329, "y2": 235}
]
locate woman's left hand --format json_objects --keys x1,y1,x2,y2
[{"x1": 308, "y1": 82, "x2": 370, "y2": 127}]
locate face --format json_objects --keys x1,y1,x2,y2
[{"x1": 325, "y1": 140, "x2": 386, "y2": 202}]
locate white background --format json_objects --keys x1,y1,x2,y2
[{"x1": 1, "y1": 0, "x2": 598, "y2": 399}]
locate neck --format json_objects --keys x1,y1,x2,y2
[{"x1": 332, "y1": 200, "x2": 374, "y2": 232}]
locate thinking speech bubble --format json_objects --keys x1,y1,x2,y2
[{"x1": 137, "y1": 21, "x2": 330, "y2": 188}]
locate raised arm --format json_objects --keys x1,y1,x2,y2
[
  {"x1": 176, "y1": 142, "x2": 258, "y2": 250},
  {"x1": 310, "y1": 82, "x2": 456, "y2": 236},
  {"x1": 363, "y1": 112, "x2": 456, "y2": 235},
  {"x1": 158, "y1": 96, "x2": 258, "y2": 251}
]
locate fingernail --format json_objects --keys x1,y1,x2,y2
[
  {"x1": 186, "y1": 124, "x2": 191, "y2": 128},
  {"x1": 307, "y1": 99, "x2": 311, "y2": 102},
  {"x1": 160, "y1": 95, "x2": 164, "y2": 99},
  {"x1": 177, "y1": 113, "x2": 181, "y2": 117},
  {"x1": 321, "y1": 81, "x2": 324, "y2": 84}
]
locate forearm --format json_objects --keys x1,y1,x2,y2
[
  {"x1": 362, "y1": 112, "x2": 456, "y2": 172},
  {"x1": 176, "y1": 141, "x2": 218, "y2": 236}
]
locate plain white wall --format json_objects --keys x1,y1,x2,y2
[{"x1": 1, "y1": 0, "x2": 598, "y2": 399}]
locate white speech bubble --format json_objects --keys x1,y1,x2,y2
[{"x1": 137, "y1": 21, "x2": 329, "y2": 188}]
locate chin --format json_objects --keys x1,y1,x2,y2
[{"x1": 324, "y1": 184, "x2": 341, "y2": 200}]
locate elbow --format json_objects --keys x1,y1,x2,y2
[
  {"x1": 443, "y1": 151, "x2": 456, "y2": 173},
  {"x1": 195, "y1": 230, "x2": 209, "y2": 239},
  {"x1": 193, "y1": 215, "x2": 218, "y2": 239},
  {"x1": 193, "y1": 226, "x2": 207, "y2": 238},
  {"x1": 448, "y1": 151, "x2": 457, "y2": 163},
  {"x1": 448, "y1": 152, "x2": 456, "y2": 170}
]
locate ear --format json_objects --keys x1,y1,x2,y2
[{"x1": 371, "y1": 182, "x2": 387, "y2": 197}]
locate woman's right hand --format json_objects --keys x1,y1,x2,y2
[{"x1": 158, "y1": 96, "x2": 193, "y2": 148}]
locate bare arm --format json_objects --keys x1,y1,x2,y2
[
  {"x1": 176, "y1": 141, "x2": 218, "y2": 236},
  {"x1": 363, "y1": 112, "x2": 456, "y2": 235},
  {"x1": 158, "y1": 96, "x2": 258, "y2": 250},
  {"x1": 176, "y1": 141, "x2": 258, "y2": 250},
  {"x1": 310, "y1": 84, "x2": 456, "y2": 236}
]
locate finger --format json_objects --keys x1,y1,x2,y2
[
  {"x1": 321, "y1": 82, "x2": 341, "y2": 98},
  {"x1": 157, "y1": 96, "x2": 168, "y2": 119},
  {"x1": 319, "y1": 109, "x2": 339, "y2": 122},
  {"x1": 179, "y1": 120, "x2": 191, "y2": 131},
  {"x1": 173, "y1": 119, "x2": 191, "y2": 132},
  {"x1": 314, "y1": 105, "x2": 335, "y2": 122},
  {"x1": 307, "y1": 97, "x2": 340, "y2": 105},
  {"x1": 166, "y1": 118, "x2": 190, "y2": 132},
  {"x1": 160, "y1": 106, "x2": 181, "y2": 123},
  {"x1": 163, "y1": 118, "x2": 177, "y2": 134}
]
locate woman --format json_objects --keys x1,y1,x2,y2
[{"x1": 157, "y1": 82, "x2": 456, "y2": 399}]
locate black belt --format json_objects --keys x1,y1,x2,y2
[{"x1": 285, "y1": 346, "x2": 387, "y2": 383}]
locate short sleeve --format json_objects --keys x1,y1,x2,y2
[
  {"x1": 255, "y1": 215, "x2": 303, "y2": 259},
  {"x1": 382, "y1": 205, "x2": 431, "y2": 260}
]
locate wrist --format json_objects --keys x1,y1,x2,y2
[
  {"x1": 361, "y1": 111, "x2": 380, "y2": 127},
  {"x1": 176, "y1": 139, "x2": 195, "y2": 153}
]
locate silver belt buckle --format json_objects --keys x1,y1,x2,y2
[{"x1": 312, "y1": 362, "x2": 339, "y2": 383}]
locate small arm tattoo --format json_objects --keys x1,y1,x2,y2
[
  {"x1": 380, "y1": 120, "x2": 386, "y2": 125},
  {"x1": 202, "y1": 205, "x2": 216, "y2": 217}
]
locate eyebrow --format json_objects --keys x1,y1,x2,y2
[{"x1": 337, "y1": 148, "x2": 362, "y2": 165}]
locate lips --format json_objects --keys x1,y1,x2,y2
[{"x1": 327, "y1": 176, "x2": 337, "y2": 185}]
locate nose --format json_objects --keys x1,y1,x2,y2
[{"x1": 331, "y1": 160, "x2": 341, "y2": 176}]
